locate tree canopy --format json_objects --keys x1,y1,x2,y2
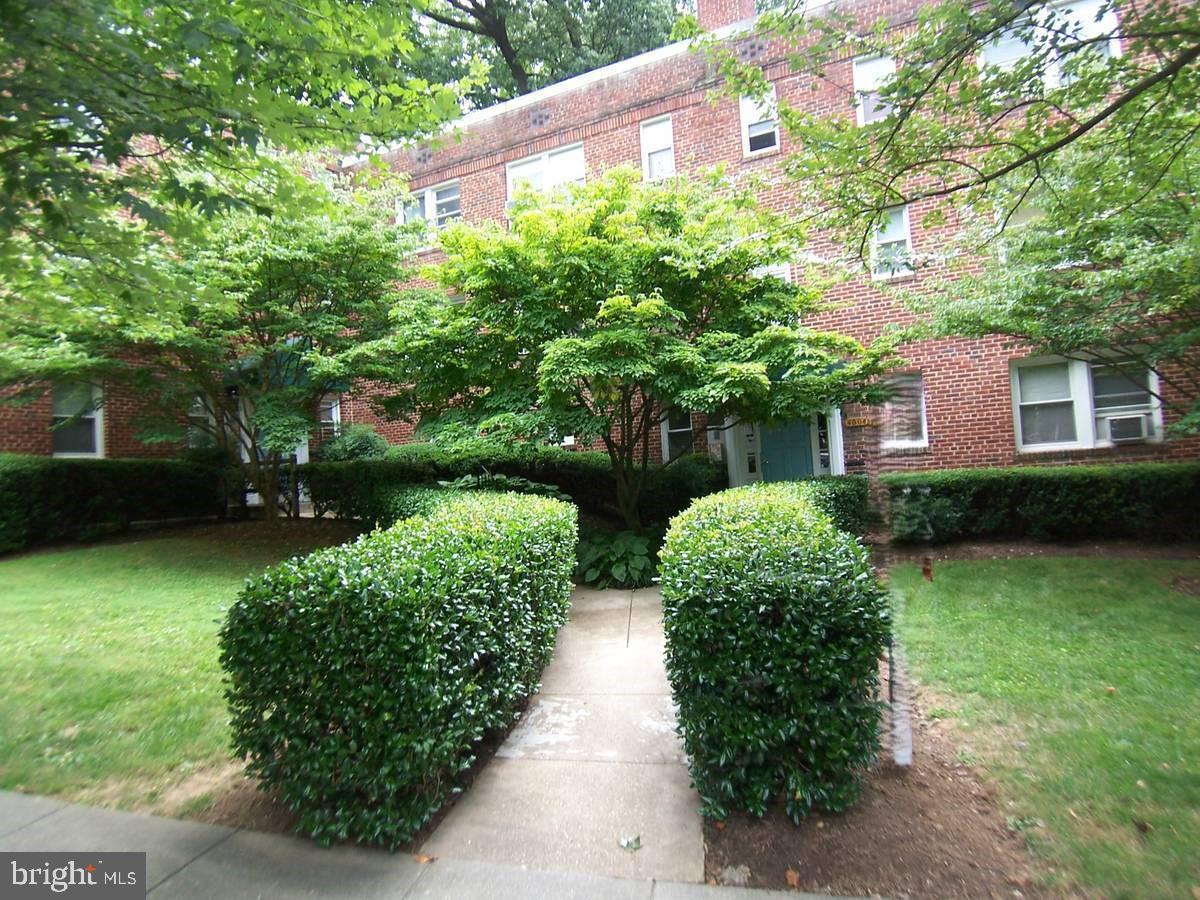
[
  {"x1": 409, "y1": 0, "x2": 682, "y2": 108},
  {"x1": 375, "y1": 168, "x2": 897, "y2": 527},
  {"x1": 722, "y1": 0, "x2": 1200, "y2": 254},
  {"x1": 0, "y1": 0, "x2": 468, "y2": 312}
]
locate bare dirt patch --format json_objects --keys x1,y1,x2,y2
[{"x1": 703, "y1": 695, "x2": 1045, "y2": 899}]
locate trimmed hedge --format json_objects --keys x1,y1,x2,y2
[
  {"x1": 0, "y1": 453, "x2": 227, "y2": 554},
  {"x1": 794, "y1": 475, "x2": 871, "y2": 535},
  {"x1": 659, "y1": 483, "x2": 891, "y2": 822},
  {"x1": 881, "y1": 463, "x2": 1200, "y2": 543},
  {"x1": 219, "y1": 492, "x2": 578, "y2": 847},
  {"x1": 300, "y1": 442, "x2": 727, "y2": 525}
]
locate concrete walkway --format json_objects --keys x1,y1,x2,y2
[
  {"x1": 0, "y1": 791, "x2": 823, "y2": 898},
  {"x1": 421, "y1": 586, "x2": 704, "y2": 882}
]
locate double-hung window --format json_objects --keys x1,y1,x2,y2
[
  {"x1": 506, "y1": 143, "x2": 586, "y2": 202},
  {"x1": 399, "y1": 181, "x2": 462, "y2": 232},
  {"x1": 739, "y1": 85, "x2": 779, "y2": 156},
  {"x1": 640, "y1": 116, "x2": 675, "y2": 180},
  {"x1": 853, "y1": 55, "x2": 895, "y2": 125},
  {"x1": 52, "y1": 384, "x2": 102, "y2": 457},
  {"x1": 979, "y1": 0, "x2": 1121, "y2": 83},
  {"x1": 881, "y1": 373, "x2": 928, "y2": 449},
  {"x1": 317, "y1": 393, "x2": 341, "y2": 441},
  {"x1": 1011, "y1": 358, "x2": 1159, "y2": 450},
  {"x1": 872, "y1": 205, "x2": 913, "y2": 279},
  {"x1": 662, "y1": 409, "x2": 695, "y2": 461}
]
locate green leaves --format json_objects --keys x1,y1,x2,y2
[
  {"x1": 575, "y1": 528, "x2": 658, "y2": 589},
  {"x1": 659, "y1": 483, "x2": 890, "y2": 822},
  {"x1": 219, "y1": 492, "x2": 578, "y2": 848}
]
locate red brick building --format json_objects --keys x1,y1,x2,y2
[{"x1": 4, "y1": 0, "x2": 1198, "y2": 485}]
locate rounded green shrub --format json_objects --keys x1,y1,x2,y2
[
  {"x1": 659, "y1": 483, "x2": 890, "y2": 822},
  {"x1": 316, "y1": 424, "x2": 388, "y2": 462},
  {"x1": 219, "y1": 492, "x2": 577, "y2": 847}
]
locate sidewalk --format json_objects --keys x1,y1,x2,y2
[
  {"x1": 422, "y1": 586, "x2": 702, "y2": 883},
  {"x1": 1, "y1": 791, "x2": 819, "y2": 898}
]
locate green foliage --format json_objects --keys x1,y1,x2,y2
[
  {"x1": 659, "y1": 484, "x2": 891, "y2": 822},
  {"x1": 0, "y1": 454, "x2": 226, "y2": 554},
  {"x1": 576, "y1": 529, "x2": 657, "y2": 588},
  {"x1": 3, "y1": 186, "x2": 418, "y2": 519},
  {"x1": 731, "y1": 0, "x2": 1200, "y2": 256},
  {"x1": 0, "y1": 0, "x2": 467, "y2": 312},
  {"x1": 219, "y1": 492, "x2": 577, "y2": 847},
  {"x1": 316, "y1": 425, "x2": 389, "y2": 462},
  {"x1": 881, "y1": 464, "x2": 1200, "y2": 543},
  {"x1": 790, "y1": 475, "x2": 872, "y2": 535},
  {"x1": 301, "y1": 442, "x2": 727, "y2": 524},
  {"x1": 410, "y1": 0, "x2": 680, "y2": 107},
  {"x1": 438, "y1": 473, "x2": 572, "y2": 502},
  {"x1": 379, "y1": 168, "x2": 897, "y2": 528}
]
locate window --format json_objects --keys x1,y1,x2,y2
[
  {"x1": 979, "y1": 0, "x2": 1121, "y2": 83},
  {"x1": 739, "y1": 85, "x2": 779, "y2": 156},
  {"x1": 399, "y1": 181, "x2": 462, "y2": 231},
  {"x1": 640, "y1": 116, "x2": 675, "y2": 180},
  {"x1": 662, "y1": 409, "x2": 695, "y2": 461},
  {"x1": 506, "y1": 143, "x2": 586, "y2": 200},
  {"x1": 872, "y1": 206, "x2": 913, "y2": 278},
  {"x1": 881, "y1": 374, "x2": 928, "y2": 449},
  {"x1": 1011, "y1": 358, "x2": 1160, "y2": 450},
  {"x1": 853, "y1": 55, "x2": 895, "y2": 125},
  {"x1": 752, "y1": 261, "x2": 792, "y2": 282},
  {"x1": 52, "y1": 384, "x2": 102, "y2": 457},
  {"x1": 317, "y1": 393, "x2": 341, "y2": 441}
]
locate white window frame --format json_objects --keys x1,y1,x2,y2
[
  {"x1": 51, "y1": 384, "x2": 104, "y2": 458},
  {"x1": 397, "y1": 180, "x2": 462, "y2": 244},
  {"x1": 752, "y1": 261, "x2": 792, "y2": 282},
  {"x1": 317, "y1": 393, "x2": 342, "y2": 438},
  {"x1": 871, "y1": 205, "x2": 913, "y2": 280},
  {"x1": 880, "y1": 373, "x2": 929, "y2": 450},
  {"x1": 505, "y1": 142, "x2": 586, "y2": 202},
  {"x1": 978, "y1": 0, "x2": 1122, "y2": 84},
  {"x1": 640, "y1": 115, "x2": 675, "y2": 181},
  {"x1": 739, "y1": 85, "x2": 779, "y2": 158},
  {"x1": 853, "y1": 55, "x2": 896, "y2": 126},
  {"x1": 1010, "y1": 356, "x2": 1163, "y2": 452},
  {"x1": 661, "y1": 409, "x2": 695, "y2": 462}
]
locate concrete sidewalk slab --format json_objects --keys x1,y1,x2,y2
[
  {"x1": 148, "y1": 830, "x2": 425, "y2": 899},
  {"x1": 420, "y1": 757, "x2": 701, "y2": 882},
  {"x1": 408, "y1": 857, "x2": 652, "y2": 900},
  {"x1": 0, "y1": 792, "x2": 65, "y2": 838},
  {"x1": 0, "y1": 801, "x2": 233, "y2": 890},
  {"x1": 420, "y1": 586, "x2": 704, "y2": 883}
]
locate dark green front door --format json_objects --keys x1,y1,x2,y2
[{"x1": 759, "y1": 418, "x2": 814, "y2": 481}]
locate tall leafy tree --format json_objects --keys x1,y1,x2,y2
[
  {"x1": 375, "y1": 169, "x2": 897, "y2": 528},
  {"x1": 410, "y1": 0, "x2": 681, "y2": 108},
  {"x1": 0, "y1": 0, "x2": 468, "y2": 311},
  {"x1": 0, "y1": 178, "x2": 419, "y2": 517}
]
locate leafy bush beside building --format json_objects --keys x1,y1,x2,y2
[
  {"x1": 659, "y1": 483, "x2": 891, "y2": 822},
  {"x1": 219, "y1": 492, "x2": 577, "y2": 847}
]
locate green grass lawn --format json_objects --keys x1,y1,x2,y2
[
  {"x1": 0, "y1": 522, "x2": 355, "y2": 808},
  {"x1": 892, "y1": 557, "x2": 1200, "y2": 898}
]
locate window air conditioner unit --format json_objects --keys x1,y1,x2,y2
[{"x1": 1108, "y1": 414, "x2": 1148, "y2": 443}]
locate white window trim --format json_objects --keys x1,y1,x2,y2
[
  {"x1": 753, "y1": 261, "x2": 793, "y2": 282},
  {"x1": 51, "y1": 384, "x2": 104, "y2": 459},
  {"x1": 1010, "y1": 356, "x2": 1163, "y2": 452},
  {"x1": 881, "y1": 374, "x2": 929, "y2": 450},
  {"x1": 505, "y1": 142, "x2": 586, "y2": 202},
  {"x1": 853, "y1": 55, "x2": 896, "y2": 126},
  {"x1": 871, "y1": 205, "x2": 913, "y2": 281},
  {"x1": 661, "y1": 410, "x2": 695, "y2": 462},
  {"x1": 977, "y1": 0, "x2": 1123, "y2": 85},
  {"x1": 640, "y1": 115, "x2": 675, "y2": 181},
  {"x1": 318, "y1": 394, "x2": 342, "y2": 434},
  {"x1": 397, "y1": 179, "x2": 461, "y2": 247},
  {"x1": 739, "y1": 85, "x2": 779, "y2": 158}
]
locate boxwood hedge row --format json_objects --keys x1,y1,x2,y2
[
  {"x1": 659, "y1": 483, "x2": 890, "y2": 822},
  {"x1": 219, "y1": 491, "x2": 577, "y2": 847},
  {"x1": 881, "y1": 463, "x2": 1200, "y2": 543},
  {"x1": 0, "y1": 453, "x2": 227, "y2": 554},
  {"x1": 299, "y1": 442, "x2": 726, "y2": 525}
]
